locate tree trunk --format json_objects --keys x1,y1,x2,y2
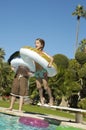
[{"x1": 74, "y1": 18, "x2": 80, "y2": 55}]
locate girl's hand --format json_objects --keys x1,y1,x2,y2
[{"x1": 47, "y1": 63, "x2": 52, "y2": 68}]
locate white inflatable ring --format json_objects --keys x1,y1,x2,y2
[
  {"x1": 11, "y1": 57, "x2": 35, "y2": 72},
  {"x1": 20, "y1": 46, "x2": 57, "y2": 77}
]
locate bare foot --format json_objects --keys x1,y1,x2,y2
[
  {"x1": 40, "y1": 97, "x2": 45, "y2": 105},
  {"x1": 49, "y1": 97, "x2": 53, "y2": 106},
  {"x1": 6, "y1": 108, "x2": 12, "y2": 111},
  {"x1": 18, "y1": 110, "x2": 23, "y2": 113}
]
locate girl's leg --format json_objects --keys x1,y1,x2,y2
[
  {"x1": 36, "y1": 79, "x2": 44, "y2": 105},
  {"x1": 8, "y1": 96, "x2": 16, "y2": 110},
  {"x1": 42, "y1": 79, "x2": 53, "y2": 105},
  {"x1": 19, "y1": 96, "x2": 24, "y2": 112}
]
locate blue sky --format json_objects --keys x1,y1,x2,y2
[{"x1": 0, "y1": 0, "x2": 86, "y2": 61}]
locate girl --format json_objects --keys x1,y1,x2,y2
[
  {"x1": 34, "y1": 38, "x2": 53, "y2": 106},
  {"x1": 8, "y1": 65, "x2": 32, "y2": 112}
]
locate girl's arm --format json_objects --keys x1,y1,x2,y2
[
  {"x1": 47, "y1": 56, "x2": 54, "y2": 67},
  {"x1": 43, "y1": 51, "x2": 54, "y2": 67}
]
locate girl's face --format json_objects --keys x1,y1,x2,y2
[{"x1": 35, "y1": 40, "x2": 43, "y2": 50}]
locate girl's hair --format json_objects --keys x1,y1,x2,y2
[{"x1": 36, "y1": 38, "x2": 45, "y2": 50}]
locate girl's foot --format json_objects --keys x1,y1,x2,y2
[
  {"x1": 6, "y1": 108, "x2": 12, "y2": 111},
  {"x1": 18, "y1": 110, "x2": 23, "y2": 113},
  {"x1": 49, "y1": 97, "x2": 53, "y2": 106},
  {"x1": 40, "y1": 97, "x2": 45, "y2": 105}
]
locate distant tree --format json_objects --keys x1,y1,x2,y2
[
  {"x1": 68, "y1": 59, "x2": 81, "y2": 71},
  {"x1": 0, "y1": 62, "x2": 14, "y2": 96},
  {"x1": 0, "y1": 48, "x2": 5, "y2": 94},
  {"x1": 75, "y1": 39, "x2": 86, "y2": 65},
  {"x1": 78, "y1": 98, "x2": 86, "y2": 109},
  {"x1": 48, "y1": 69, "x2": 65, "y2": 105},
  {"x1": 61, "y1": 58, "x2": 83, "y2": 108},
  {"x1": 48, "y1": 54, "x2": 69, "y2": 105},
  {"x1": 0, "y1": 48, "x2": 5, "y2": 62},
  {"x1": 53, "y1": 54, "x2": 69, "y2": 69},
  {"x1": 75, "y1": 52, "x2": 86, "y2": 65},
  {"x1": 77, "y1": 39, "x2": 86, "y2": 52},
  {"x1": 72, "y1": 5, "x2": 86, "y2": 54},
  {"x1": 78, "y1": 63, "x2": 86, "y2": 98}
]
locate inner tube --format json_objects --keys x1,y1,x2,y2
[
  {"x1": 11, "y1": 57, "x2": 35, "y2": 72},
  {"x1": 19, "y1": 116, "x2": 49, "y2": 128},
  {"x1": 8, "y1": 51, "x2": 35, "y2": 72},
  {"x1": 20, "y1": 46, "x2": 57, "y2": 77},
  {"x1": 8, "y1": 51, "x2": 20, "y2": 65}
]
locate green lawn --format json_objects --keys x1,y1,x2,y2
[{"x1": 0, "y1": 100, "x2": 86, "y2": 122}]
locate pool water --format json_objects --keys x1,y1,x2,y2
[
  {"x1": 0, "y1": 113, "x2": 82, "y2": 130},
  {"x1": 0, "y1": 113, "x2": 57, "y2": 130}
]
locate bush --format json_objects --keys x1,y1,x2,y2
[
  {"x1": 53, "y1": 54, "x2": 69, "y2": 69},
  {"x1": 78, "y1": 98, "x2": 86, "y2": 109},
  {"x1": 75, "y1": 52, "x2": 86, "y2": 65}
]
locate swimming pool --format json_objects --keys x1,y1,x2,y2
[{"x1": 0, "y1": 113, "x2": 82, "y2": 130}]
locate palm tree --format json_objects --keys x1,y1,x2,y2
[
  {"x1": 78, "y1": 39, "x2": 86, "y2": 52},
  {"x1": 0, "y1": 48, "x2": 5, "y2": 83},
  {"x1": 72, "y1": 5, "x2": 86, "y2": 54},
  {"x1": 0, "y1": 48, "x2": 5, "y2": 61},
  {"x1": 0, "y1": 48, "x2": 5, "y2": 95}
]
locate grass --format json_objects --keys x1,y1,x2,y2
[{"x1": 0, "y1": 100, "x2": 86, "y2": 122}]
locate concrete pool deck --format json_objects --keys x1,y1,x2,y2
[{"x1": 0, "y1": 107, "x2": 86, "y2": 130}]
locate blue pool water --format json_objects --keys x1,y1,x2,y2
[
  {"x1": 0, "y1": 113, "x2": 57, "y2": 130},
  {"x1": 0, "y1": 113, "x2": 82, "y2": 130}
]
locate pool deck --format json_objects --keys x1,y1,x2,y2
[{"x1": 0, "y1": 107, "x2": 86, "y2": 130}]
